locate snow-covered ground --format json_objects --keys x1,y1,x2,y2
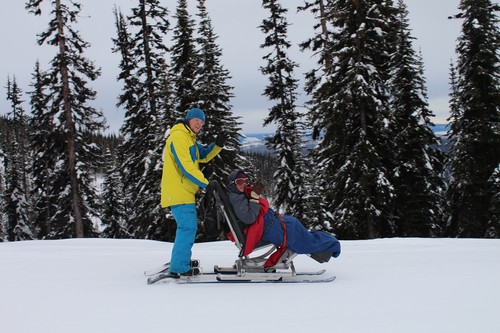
[{"x1": 1, "y1": 238, "x2": 499, "y2": 333}]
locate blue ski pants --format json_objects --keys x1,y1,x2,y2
[{"x1": 169, "y1": 203, "x2": 198, "y2": 274}]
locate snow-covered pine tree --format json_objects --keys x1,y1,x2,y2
[
  {"x1": 28, "y1": 61, "x2": 54, "y2": 239},
  {"x1": 303, "y1": 0, "x2": 397, "y2": 239},
  {"x1": 170, "y1": 0, "x2": 199, "y2": 116},
  {"x1": 387, "y1": 0, "x2": 445, "y2": 237},
  {"x1": 100, "y1": 149, "x2": 131, "y2": 239},
  {"x1": 298, "y1": 0, "x2": 333, "y2": 141},
  {"x1": 111, "y1": 8, "x2": 136, "y2": 238},
  {"x1": 26, "y1": 0, "x2": 105, "y2": 238},
  {"x1": 114, "y1": 0, "x2": 171, "y2": 239},
  {"x1": 0, "y1": 145, "x2": 5, "y2": 241},
  {"x1": 447, "y1": 61, "x2": 460, "y2": 142},
  {"x1": 194, "y1": 0, "x2": 246, "y2": 183},
  {"x1": 112, "y1": 7, "x2": 139, "y2": 127},
  {"x1": 297, "y1": 0, "x2": 334, "y2": 229},
  {"x1": 446, "y1": 0, "x2": 500, "y2": 237},
  {"x1": 5, "y1": 76, "x2": 31, "y2": 199},
  {"x1": 3, "y1": 140, "x2": 33, "y2": 241},
  {"x1": 3, "y1": 76, "x2": 33, "y2": 241},
  {"x1": 488, "y1": 165, "x2": 500, "y2": 236},
  {"x1": 259, "y1": 0, "x2": 308, "y2": 220}
]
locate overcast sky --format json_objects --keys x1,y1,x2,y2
[{"x1": 0, "y1": 0, "x2": 462, "y2": 134}]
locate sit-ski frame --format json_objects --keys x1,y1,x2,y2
[{"x1": 210, "y1": 181, "x2": 301, "y2": 282}]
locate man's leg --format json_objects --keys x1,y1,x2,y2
[{"x1": 169, "y1": 204, "x2": 198, "y2": 274}]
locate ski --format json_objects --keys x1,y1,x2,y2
[
  {"x1": 144, "y1": 263, "x2": 169, "y2": 276},
  {"x1": 144, "y1": 259, "x2": 200, "y2": 276},
  {"x1": 297, "y1": 269, "x2": 326, "y2": 276},
  {"x1": 174, "y1": 274, "x2": 335, "y2": 284},
  {"x1": 147, "y1": 272, "x2": 180, "y2": 285},
  {"x1": 214, "y1": 272, "x2": 335, "y2": 284},
  {"x1": 214, "y1": 265, "x2": 326, "y2": 276},
  {"x1": 147, "y1": 270, "x2": 335, "y2": 285},
  {"x1": 147, "y1": 270, "x2": 225, "y2": 285}
]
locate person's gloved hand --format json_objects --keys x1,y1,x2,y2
[
  {"x1": 252, "y1": 182, "x2": 265, "y2": 195},
  {"x1": 249, "y1": 181, "x2": 264, "y2": 203},
  {"x1": 204, "y1": 181, "x2": 213, "y2": 193},
  {"x1": 215, "y1": 131, "x2": 228, "y2": 147}
]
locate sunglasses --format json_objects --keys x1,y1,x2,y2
[{"x1": 234, "y1": 178, "x2": 249, "y2": 186}]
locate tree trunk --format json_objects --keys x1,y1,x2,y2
[{"x1": 55, "y1": 0, "x2": 84, "y2": 238}]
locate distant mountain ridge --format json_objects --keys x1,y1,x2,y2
[{"x1": 241, "y1": 124, "x2": 449, "y2": 153}]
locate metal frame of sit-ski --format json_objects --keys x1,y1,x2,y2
[{"x1": 208, "y1": 180, "x2": 304, "y2": 282}]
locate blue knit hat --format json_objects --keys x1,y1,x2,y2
[{"x1": 185, "y1": 108, "x2": 206, "y2": 124}]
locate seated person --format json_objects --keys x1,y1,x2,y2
[{"x1": 226, "y1": 169, "x2": 341, "y2": 265}]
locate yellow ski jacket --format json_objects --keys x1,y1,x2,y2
[{"x1": 161, "y1": 122, "x2": 222, "y2": 208}]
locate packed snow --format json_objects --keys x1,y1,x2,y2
[{"x1": 1, "y1": 237, "x2": 499, "y2": 333}]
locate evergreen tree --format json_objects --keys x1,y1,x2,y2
[
  {"x1": 100, "y1": 149, "x2": 131, "y2": 239},
  {"x1": 28, "y1": 61, "x2": 56, "y2": 239},
  {"x1": 156, "y1": 62, "x2": 176, "y2": 134},
  {"x1": 298, "y1": 0, "x2": 333, "y2": 140},
  {"x1": 259, "y1": 0, "x2": 307, "y2": 220},
  {"x1": 194, "y1": 0, "x2": 245, "y2": 183},
  {"x1": 111, "y1": 6, "x2": 138, "y2": 236},
  {"x1": 114, "y1": 0, "x2": 170, "y2": 239},
  {"x1": 446, "y1": 0, "x2": 500, "y2": 237},
  {"x1": 444, "y1": 60, "x2": 460, "y2": 182},
  {"x1": 297, "y1": 0, "x2": 335, "y2": 228},
  {"x1": 447, "y1": 60, "x2": 460, "y2": 146},
  {"x1": 0, "y1": 146, "x2": 5, "y2": 241},
  {"x1": 26, "y1": 0, "x2": 105, "y2": 238},
  {"x1": 5, "y1": 76, "x2": 31, "y2": 197},
  {"x1": 303, "y1": 0, "x2": 397, "y2": 239},
  {"x1": 112, "y1": 7, "x2": 139, "y2": 125},
  {"x1": 170, "y1": 0, "x2": 199, "y2": 116},
  {"x1": 488, "y1": 165, "x2": 500, "y2": 236},
  {"x1": 3, "y1": 76, "x2": 33, "y2": 241},
  {"x1": 303, "y1": 154, "x2": 331, "y2": 231},
  {"x1": 3, "y1": 139, "x2": 33, "y2": 241},
  {"x1": 387, "y1": 0, "x2": 445, "y2": 237}
]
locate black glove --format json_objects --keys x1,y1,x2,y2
[
  {"x1": 252, "y1": 182, "x2": 265, "y2": 195},
  {"x1": 215, "y1": 131, "x2": 228, "y2": 147}
]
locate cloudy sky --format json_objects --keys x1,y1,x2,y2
[{"x1": 0, "y1": 0, "x2": 462, "y2": 134}]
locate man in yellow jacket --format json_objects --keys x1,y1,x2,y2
[{"x1": 161, "y1": 108, "x2": 226, "y2": 277}]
